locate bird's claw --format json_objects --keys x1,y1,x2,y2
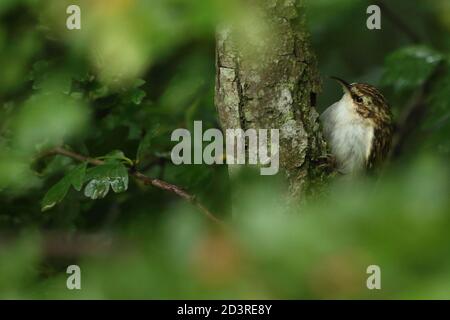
[{"x1": 314, "y1": 154, "x2": 337, "y2": 172}]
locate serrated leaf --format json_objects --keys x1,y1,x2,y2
[
  {"x1": 109, "y1": 164, "x2": 129, "y2": 193},
  {"x1": 85, "y1": 163, "x2": 117, "y2": 181},
  {"x1": 84, "y1": 178, "x2": 110, "y2": 200},
  {"x1": 382, "y1": 46, "x2": 443, "y2": 91},
  {"x1": 83, "y1": 162, "x2": 129, "y2": 199},
  {"x1": 41, "y1": 176, "x2": 71, "y2": 211},
  {"x1": 68, "y1": 162, "x2": 87, "y2": 191}
]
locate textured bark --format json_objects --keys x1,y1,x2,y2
[{"x1": 215, "y1": 0, "x2": 328, "y2": 199}]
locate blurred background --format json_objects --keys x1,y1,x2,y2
[{"x1": 0, "y1": 0, "x2": 449, "y2": 299}]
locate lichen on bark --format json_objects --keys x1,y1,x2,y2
[{"x1": 215, "y1": 0, "x2": 328, "y2": 199}]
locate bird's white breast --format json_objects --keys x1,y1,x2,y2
[{"x1": 320, "y1": 94, "x2": 374, "y2": 175}]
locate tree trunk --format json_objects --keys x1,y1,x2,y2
[{"x1": 215, "y1": 0, "x2": 328, "y2": 199}]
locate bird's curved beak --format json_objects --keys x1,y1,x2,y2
[{"x1": 330, "y1": 76, "x2": 351, "y2": 95}]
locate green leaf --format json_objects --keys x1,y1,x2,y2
[
  {"x1": 85, "y1": 163, "x2": 116, "y2": 181},
  {"x1": 382, "y1": 46, "x2": 443, "y2": 91},
  {"x1": 41, "y1": 163, "x2": 87, "y2": 211},
  {"x1": 103, "y1": 150, "x2": 127, "y2": 161},
  {"x1": 97, "y1": 150, "x2": 133, "y2": 165},
  {"x1": 109, "y1": 164, "x2": 129, "y2": 193},
  {"x1": 84, "y1": 178, "x2": 110, "y2": 200},
  {"x1": 67, "y1": 162, "x2": 87, "y2": 191},
  {"x1": 41, "y1": 176, "x2": 71, "y2": 212},
  {"x1": 83, "y1": 162, "x2": 129, "y2": 199}
]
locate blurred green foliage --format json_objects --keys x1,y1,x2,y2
[{"x1": 0, "y1": 0, "x2": 449, "y2": 299}]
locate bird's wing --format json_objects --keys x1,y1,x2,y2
[{"x1": 366, "y1": 123, "x2": 393, "y2": 172}]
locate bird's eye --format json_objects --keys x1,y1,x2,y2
[{"x1": 355, "y1": 96, "x2": 363, "y2": 103}]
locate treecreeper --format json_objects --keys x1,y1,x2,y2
[{"x1": 320, "y1": 77, "x2": 393, "y2": 175}]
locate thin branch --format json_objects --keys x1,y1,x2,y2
[
  {"x1": 132, "y1": 172, "x2": 224, "y2": 225},
  {"x1": 43, "y1": 147, "x2": 224, "y2": 226},
  {"x1": 374, "y1": 0, "x2": 421, "y2": 43},
  {"x1": 46, "y1": 147, "x2": 104, "y2": 166}
]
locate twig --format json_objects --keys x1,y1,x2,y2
[
  {"x1": 133, "y1": 172, "x2": 224, "y2": 225},
  {"x1": 374, "y1": 0, "x2": 421, "y2": 43},
  {"x1": 43, "y1": 147, "x2": 224, "y2": 226},
  {"x1": 46, "y1": 147, "x2": 104, "y2": 166}
]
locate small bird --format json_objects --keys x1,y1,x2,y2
[{"x1": 320, "y1": 77, "x2": 393, "y2": 175}]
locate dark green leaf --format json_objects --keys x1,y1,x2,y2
[
  {"x1": 84, "y1": 178, "x2": 111, "y2": 200},
  {"x1": 103, "y1": 150, "x2": 127, "y2": 162},
  {"x1": 67, "y1": 162, "x2": 87, "y2": 191},
  {"x1": 382, "y1": 46, "x2": 443, "y2": 91},
  {"x1": 83, "y1": 162, "x2": 129, "y2": 199},
  {"x1": 41, "y1": 176, "x2": 71, "y2": 212},
  {"x1": 85, "y1": 164, "x2": 116, "y2": 181},
  {"x1": 109, "y1": 164, "x2": 129, "y2": 193}
]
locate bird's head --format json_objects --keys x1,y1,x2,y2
[{"x1": 331, "y1": 76, "x2": 391, "y2": 123}]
